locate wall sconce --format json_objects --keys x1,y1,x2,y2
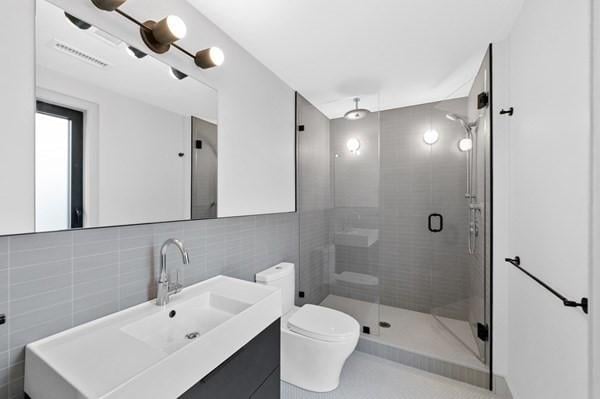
[
  {"x1": 423, "y1": 129, "x2": 439, "y2": 145},
  {"x1": 140, "y1": 16, "x2": 187, "y2": 54},
  {"x1": 346, "y1": 138, "x2": 361, "y2": 155},
  {"x1": 88, "y1": 0, "x2": 224, "y2": 70},
  {"x1": 458, "y1": 137, "x2": 473, "y2": 152}
]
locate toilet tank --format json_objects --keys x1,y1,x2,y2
[{"x1": 256, "y1": 262, "x2": 295, "y2": 315}]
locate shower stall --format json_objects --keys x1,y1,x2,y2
[{"x1": 297, "y1": 48, "x2": 493, "y2": 388}]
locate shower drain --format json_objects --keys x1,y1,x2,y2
[
  {"x1": 379, "y1": 321, "x2": 391, "y2": 328},
  {"x1": 185, "y1": 332, "x2": 201, "y2": 340}
]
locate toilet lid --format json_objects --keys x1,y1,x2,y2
[{"x1": 287, "y1": 305, "x2": 359, "y2": 342}]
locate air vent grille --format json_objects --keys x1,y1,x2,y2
[{"x1": 52, "y1": 40, "x2": 110, "y2": 68}]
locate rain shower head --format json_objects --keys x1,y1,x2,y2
[{"x1": 344, "y1": 97, "x2": 370, "y2": 120}]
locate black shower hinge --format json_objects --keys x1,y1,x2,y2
[
  {"x1": 477, "y1": 92, "x2": 489, "y2": 109},
  {"x1": 500, "y1": 107, "x2": 514, "y2": 116},
  {"x1": 298, "y1": 291, "x2": 305, "y2": 298},
  {"x1": 0, "y1": 314, "x2": 5, "y2": 325},
  {"x1": 298, "y1": 125, "x2": 305, "y2": 132},
  {"x1": 477, "y1": 322, "x2": 489, "y2": 342}
]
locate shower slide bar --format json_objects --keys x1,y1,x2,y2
[{"x1": 505, "y1": 256, "x2": 589, "y2": 314}]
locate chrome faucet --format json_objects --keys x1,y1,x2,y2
[{"x1": 156, "y1": 238, "x2": 190, "y2": 306}]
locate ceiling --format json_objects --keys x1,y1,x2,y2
[
  {"x1": 37, "y1": 0, "x2": 217, "y2": 122},
  {"x1": 187, "y1": 0, "x2": 523, "y2": 118}
]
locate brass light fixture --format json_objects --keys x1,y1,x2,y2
[
  {"x1": 194, "y1": 47, "x2": 225, "y2": 69},
  {"x1": 90, "y1": 0, "x2": 127, "y2": 12},
  {"x1": 88, "y1": 0, "x2": 224, "y2": 69},
  {"x1": 140, "y1": 16, "x2": 187, "y2": 54}
]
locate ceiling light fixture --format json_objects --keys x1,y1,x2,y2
[
  {"x1": 423, "y1": 129, "x2": 439, "y2": 145},
  {"x1": 88, "y1": 0, "x2": 224, "y2": 70},
  {"x1": 344, "y1": 98, "x2": 370, "y2": 120},
  {"x1": 90, "y1": 0, "x2": 127, "y2": 11},
  {"x1": 195, "y1": 47, "x2": 225, "y2": 69},
  {"x1": 64, "y1": 12, "x2": 91, "y2": 30},
  {"x1": 140, "y1": 16, "x2": 187, "y2": 54},
  {"x1": 125, "y1": 46, "x2": 147, "y2": 59},
  {"x1": 169, "y1": 67, "x2": 188, "y2": 80}
]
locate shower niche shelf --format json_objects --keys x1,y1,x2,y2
[{"x1": 334, "y1": 228, "x2": 379, "y2": 248}]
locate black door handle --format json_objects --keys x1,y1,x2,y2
[{"x1": 428, "y1": 213, "x2": 443, "y2": 232}]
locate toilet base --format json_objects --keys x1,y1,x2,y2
[{"x1": 280, "y1": 319, "x2": 358, "y2": 392}]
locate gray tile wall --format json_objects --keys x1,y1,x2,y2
[
  {"x1": 329, "y1": 98, "x2": 472, "y2": 320},
  {"x1": 296, "y1": 94, "x2": 332, "y2": 306},
  {"x1": 0, "y1": 213, "x2": 298, "y2": 399}
]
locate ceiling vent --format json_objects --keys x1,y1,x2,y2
[{"x1": 52, "y1": 40, "x2": 110, "y2": 69}]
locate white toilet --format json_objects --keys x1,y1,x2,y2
[{"x1": 256, "y1": 262, "x2": 359, "y2": 392}]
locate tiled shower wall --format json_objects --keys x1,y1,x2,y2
[
  {"x1": 330, "y1": 98, "x2": 472, "y2": 319},
  {"x1": 296, "y1": 94, "x2": 332, "y2": 306},
  {"x1": 0, "y1": 213, "x2": 298, "y2": 399}
]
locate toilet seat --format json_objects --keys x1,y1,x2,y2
[{"x1": 287, "y1": 304, "x2": 359, "y2": 342}]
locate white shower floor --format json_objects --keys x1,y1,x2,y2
[{"x1": 320, "y1": 295, "x2": 486, "y2": 372}]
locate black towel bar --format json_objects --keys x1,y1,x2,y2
[{"x1": 505, "y1": 256, "x2": 588, "y2": 314}]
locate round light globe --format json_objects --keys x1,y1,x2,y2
[
  {"x1": 423, "y1": 129, "x2": 439, "y2": 145},
  {"x1": 209, "y1": 47, "x2": 225, "y2": 66},
  {"x1": 458, "y1": 137, "x2": 473, "y2": 152},
  {"x1": 166, "y1": 15, "x2": 187, "y2": 40},
  {"x1": 346, "y1": 138, "x2": 361, "y2": 153}
]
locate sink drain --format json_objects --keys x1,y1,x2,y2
[
  {"x1": 185, "y1": 332, "x2": 201, "y2": 340},
  {"x1": 379, "y1": 321, "x2": 391, "y2": 328}
]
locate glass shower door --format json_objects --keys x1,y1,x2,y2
[{"x1": 431, "y1": 47, "x2": 492, "y2": 366}]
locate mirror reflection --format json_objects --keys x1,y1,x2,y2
[{"x1": 35, "y1": 0, "x2": 218, "y2": 232}]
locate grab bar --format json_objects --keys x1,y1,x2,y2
[{"x1": 505, "y1": 256, "x2": 588, "y2": 314}]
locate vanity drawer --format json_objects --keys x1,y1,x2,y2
[
  {"x1": 180, "y1": 318, "x2": 280, "y2": 399},
  {"x1": 250, "y1": 367, "x2": 280, "y2": 399}
]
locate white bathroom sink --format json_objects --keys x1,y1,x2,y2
[
  {"x1": 121, "y1": 292, "x2": 251, "y2": 354},
  {"x1": 25, "y1": 276, "x2": 281, "y2": 399},
  {"x1": 334, "y1": 228, "x2": 379, "y2": 248}
]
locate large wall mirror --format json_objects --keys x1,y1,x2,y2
[{"x1": 32, "y1": 0, "x2": 218, "y2": 232}]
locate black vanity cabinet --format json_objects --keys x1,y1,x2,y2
[{"x1": 179, "y1": 319, "x2": 281, "y2": 399}]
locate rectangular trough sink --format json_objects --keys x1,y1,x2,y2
[{"x1": 121, "y1": 293, "x2": 251, "y2": 354}]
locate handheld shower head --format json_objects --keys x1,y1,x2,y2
[{"x1": 446, "y1": 113, "x2": 478, "y2": 133}]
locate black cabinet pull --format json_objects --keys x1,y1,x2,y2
[{"x1": 428, "y1": 213, "x2": 443, "y2": 233}]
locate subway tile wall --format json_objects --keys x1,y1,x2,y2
[
  {"x1": 0, "y1": 213, "x2": 298, "y2": 399},
  {"x1": 329, "y1": 98, "x2": 472, "y2": 320}
]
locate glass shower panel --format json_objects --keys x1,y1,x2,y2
[
  {"x1": 328, "y1": 101, "x2": 381, "y2": 335},
  {"x1": 431, "y1": 47, "x2": 492, "y2": 365}
]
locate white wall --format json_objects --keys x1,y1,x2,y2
[
  {"x1": 592, "y1": 2, "x2": 600, "y2": 397},
  {"x1": 500, "y1": 0, "x2": 592, "y2": 397},
  {"x1": 0, "y1": 0, "x2": 35, "y2": 235},
  {"x1": 1, "y1": 0, "x2": 296, "y2": 235}
]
